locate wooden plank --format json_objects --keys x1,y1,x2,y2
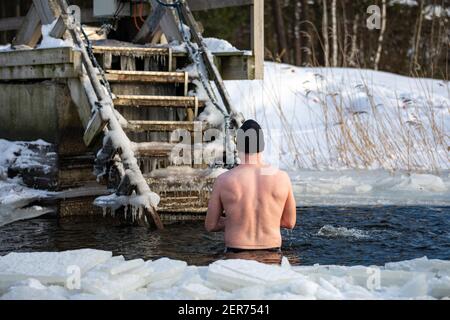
[
  {"x1": 188, "y1": 0, "x2": 254, "y2": 11},
  {"x1": 67, "y1": 77, "x2": 95, "y2": 127},
  {"x1": 114, "y1": 95, "x2": 204, "y2": 108},
  {"x1": 105, "y1": 70, "x2": 188, "y2": 83},
  {"x1": 159, "y1": 10, "x2": 183, "y2": 43},
  {"x1": 126, "y1": 120, "x2": 206, "y2": 132},
  {"x1": 0, "y1": 17, "x2": 23, "y2": 31},
  {"x1": 92, "y1": 46, "x2": 170, "y2": 56},
  {"x1": 251, "y1": 0, "x2": 264, "y2": 79},
  {"x1": 33, "y1": 0, "x2": 59, "y2": 25},
  {"x1": 12, "y1": 4, "x2": 42, "y2": 47},
  {"x1": 83, "y1": 109, "x2": 108, "y2": 147},
  {"x1": 133, "y1": 0, "x2": 167, "y2": 44},
  {"x1": 0, "y1": 47, "x2": 79, "y2": 67},
  {"x1": 49, "y1": 15, "x2": 66, "y2": 38},
  {"x1": 178, "y1": 3, "x2": 235, "y2": 116},
  {"x1": 216, "y1": 55, "x2": 254, "y2": 80},
  {"x1": 0, "y1": 8, "x2": 110, "y2": 32},
  {"x1": 133, "y1": 142, "x2": 177, "y2": 158},
  {"x1": 0, "y1": 63, "x2": 81, "y2": 80}
]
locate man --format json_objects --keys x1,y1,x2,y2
[{"x1": 205, "y1": 120, "x2": 296, "y2": 261}]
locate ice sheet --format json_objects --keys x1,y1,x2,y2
[
  {"x1": 1, "y1": 250, "x2": 449, "y2": 300},
  {"x1": 0, "y1": 249, "x2": 112, "y2": 285}
]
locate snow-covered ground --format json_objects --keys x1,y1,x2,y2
[
  {"x1": 0, "y1": 249, "x2": 449, "y2": 300},
  {"x1": 0, "y1": 140, "x2": 53, "y2": 227},
  {"x1": 224, "y1": 62, "x2": 450, "y2": 205},
  {"x1": 225, "y1": 62, "x2": 449, "y2": 172}
]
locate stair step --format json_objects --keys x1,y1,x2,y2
[
  {"x1": 114, "y1": 95, "x2": 205, "y2": 108},
  {"x1": 92, "y1": 46, "x2": 171, "y2": 57},
  {"x1": 133, "y1": 141, "x2": 176, "y2": 158},
  {"x1": 105, "y1": 70, "x2": 189, "y2": 84},
  {"x1": 126, "y1": 120, "x2": 207, "y2": 133}
]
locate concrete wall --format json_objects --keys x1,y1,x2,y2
[{"x1": 0, "y1": 80, "x2": 88, "y2": 156}]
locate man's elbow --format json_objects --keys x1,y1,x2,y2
[
  {"x1": 281, "y1": 218, "x2": 296, "y2": 230},
  {"x1": 205, "y1": 221, "x2": 214, "y2": 232},
  {"x1": 205, "y1": 220, "x2": 218, "y2": 232}
]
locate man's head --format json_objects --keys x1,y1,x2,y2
[{"x1": 236, "y1": 119, "x2": 265, "y2": 154}]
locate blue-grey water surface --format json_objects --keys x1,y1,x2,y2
[{"x1": 0, "y1": 206, "x2": 449, "y2": 266}]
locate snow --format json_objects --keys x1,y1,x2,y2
[
  {"x1": 389, "y1": 0, "x2": 418, "y2": 7},
  {"x1": 1, "y1": 249, "x2": 449, "y2": 300},
  {"x1": 290, "y1": 169, "x2": 450, "y2": 206},
  {"x1": 0, "y1": 140, "x2": 54, "y2": 227},
  {"x1": 203, "y1": 38, "x2": 238, "y2": 53},
  {"x1": 225, "y1": 62, "x2": 450, "y2": 172},
  {"x1": 38, "y1": 20, "x2": 73, "y2": 49},
  {"x1": 0, "y1": 44, "x2": 11, "y2": 51}
]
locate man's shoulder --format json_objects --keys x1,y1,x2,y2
[{"x1": 263, "y1": 166, "x2": 290, "y2": 179}]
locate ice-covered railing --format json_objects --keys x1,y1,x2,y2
[
  {"x1": 52, "y1": 0, "x2": 163, "y2": 228},
  {"x1": 159, "y1": 0, "x2": 244, "y2": 168}
]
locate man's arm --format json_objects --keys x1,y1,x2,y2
[
  {"x1": 280, "y1": 174, "x2": 297, "y2": 229},
  {"x1": 205, "y1": 177, "x2": 226, "y2": 232}
]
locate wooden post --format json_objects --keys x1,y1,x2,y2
[
  {"x1": 251, "y1": 0, "x2": 264, "y2": 79},
  {"x1": 133, "y1": 0, "x2": 167, "y2": 44},
  {"x1": 12, "y1": 4, "x2": 42, "y2": 47},
  {"x1": 33, "y1": 0, "x2": 60, "y2": 25}
]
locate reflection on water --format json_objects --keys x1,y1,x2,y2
[{"x1": 0, "y1": 206, "x2": 449, "y2": 266}]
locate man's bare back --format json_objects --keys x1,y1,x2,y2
[{"x1": 205, "y1": 161, "x2": 297, "y2": 250}]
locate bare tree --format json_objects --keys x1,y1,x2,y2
[
  {"x1": 294, "y1": 0, "x2": 302, "y2": 65},
  {"x1": 322, "y1": 0, "x2": 330, "y2": 66},
  {"x1": 348, "y1": 13, "x2": 359, "y2": 67},
  {"x1": 410, "y1": 0, "x2": 425, "y2": 73},
  {"x1": 272, "y1": 0, "x2": 289, "y2": 63},
  {"x1": 374, "y1": 0, "x2": 387, "y2": 70},
  {"x1": 331, "y1": 0, "x2": 338, "y2": 67}
]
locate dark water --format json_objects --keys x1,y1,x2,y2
[{"x1": 0, "y1": 206, "x2": 449, "y2": 266}]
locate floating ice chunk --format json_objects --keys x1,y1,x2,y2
[
  {"x1": 395, "y1": 274, "x2": 429, "y2": 298},
  {"x1": 428, "y1": 276, "x2": 450, "y2": 299},
  {"x1": 392, "y1": 174, "x2": 447, "y2": 193},
  {"x1": 109, "y1": 259, "x2": 144, "y2": 276},
  {"x1": 281, "y1": 257, "x2": 291, "y2": 269},
  {"x1": 231, "y1": 285, "x2": 266, "y2": 300},
  {"x1": 180, "y1": 283, "x2": 217, "y2": 300},
  {"x1": 82, "y1": 270, "x2": 148, "y2": 298},
  {"x1": 1, "y1": 279, "x2": 69, "y2": 300},
  {"x1": 207, "y1": 259, "x2": 302, "y2": 291},
  {"x1": 385, "y1": 256, "x2": 450, "y2": 274},
  {"x1": 148, "y1": 258, "x2": 187, "y2": 282},
  {"x1": 355, "y1": 184, "x2": 373, "y2": 193},
  {"x1": 317, "y1": 225, "x2": 370, "y2": 239},
  {"x1": 0, "y1": 250, "x2": 112, "y2": 285},
  {"x1": 289, "y1": 276, "x2": 320, "y2": 297},
  {"x1": 173, "y1": 266, "x2": 204, "y2": 287}
]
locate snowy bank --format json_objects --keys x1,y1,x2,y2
[
  {"x1": 0, "y1": 140, "x2": 54, "y2": 227},
  {"x1": 290, "y1": 169, "x2": 450, "y2": 206},
  {"x1": 225, "y1": 62, "x2": 450, "y2": 172},
  {"x1": 0, "y1": 249, "x2": 449, "y2": 300}
]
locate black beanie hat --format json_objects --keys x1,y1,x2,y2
[{"x1": 236, "y1": 119, "x2": 265, "y2": 154}]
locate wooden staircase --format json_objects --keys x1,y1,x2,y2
[
  {"x1": 51, "y1": 0, "x2": 240, "y2": 224},
  {"x1": 92, "y1": 44, "x2": 214, "y2": 217}
]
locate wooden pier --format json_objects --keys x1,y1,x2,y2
[{"x1": 0, "y1": 0, "x2": 264, "y2": 224}]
